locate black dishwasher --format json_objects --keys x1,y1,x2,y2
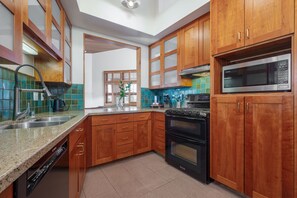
[{"x1": 14, "y1": 138, "x2": 69, "y2": 198}]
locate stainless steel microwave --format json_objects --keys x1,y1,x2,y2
[{"x1": 222, "y1": 53, "x2": 291, "y2": 93}]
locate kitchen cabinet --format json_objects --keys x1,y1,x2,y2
[
  {"x1": 91, "y1": 113, "x2": 152, "y2": 166},
  {"x1": 0, "y1": 0, "x2": 22, "y2": 64},
  {"x1": 152, "y1": 112, "x2": 165, "y2": 156},
  {"x1": 50, "y1": 0, "x2": 62, "y2": 55},
  {"x1": 92, "y1": 124, "x2": 116, "y2": 165},
  {"x1": 211, "y1": 95, "x2": 294, "y2": 197},
  {"x1": 211, "y1": 0, "x2": 294, "y2": 55},
  {"x1": 244, "y1": 96, "x2": 293, "y2": 198},
  {"x1": 211, "y1": 96, "x2": 244, "y2": 193},
  {"x1": 69, "y1": 121, "x2": 87, "y2": 198},
  {"x1": 149, "y1": 33, "x2": 191, "y2": 89},
  {"x1": 0, "y1": 184, "x2": 12, "y2": 198},
  {"x1": 180, "y1": 13, "x2": 210, "y2": 70}
]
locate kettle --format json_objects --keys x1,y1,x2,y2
[{"x1": 51, "y1": 98, "x2": 69, "y2": 112}]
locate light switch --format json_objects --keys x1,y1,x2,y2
[{"x1": 33, "y1": 92, "x2": 39, "y2": 101}]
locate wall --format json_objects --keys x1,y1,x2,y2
[
  {"x1": 85, "y1": 48, "x2": 137, "y2": 108},
  {"x1": 141, "y1": 76, "x2": 210, "y2": 108},
  {"x1": 72, "y1": 27, "x2": 149, "y2": 88}
]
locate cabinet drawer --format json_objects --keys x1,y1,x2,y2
[
  {"x1": 92, "y1": 115, "x2": 116, "y2": 126},
  {"x1": 116, "y1": 131, "x2": 133, "y2": 145},
  {"x1": 69, "y1": 123, "x2": 85, "y2": 151},
  {"x1": 154, "y1": 140, "x2": 165, "y2": 156},
  {"x1": 154, "y1": 120, "x2": 165, "y2": 130},
  {"x1": 116, "y1": 114, "x2": 134, "y2": 123},
  {"x1": 134, "y1": 113, "x2": 151, "y2": 121},
  {"x1": 117, "y1": 123, "x2": 134, "y2": 132},
  {"x1": 116, "y1": 143, "x2": 134, "y2": 159},
  {"x1": 154, "y1": 112, "x2": 165, "y2": 121}
]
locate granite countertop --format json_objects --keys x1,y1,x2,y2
[{"x1": 0, "y1": 107, "x2": 168, "y2": 193}]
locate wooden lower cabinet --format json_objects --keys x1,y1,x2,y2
[
  {"x1": 92, "y1": 124, "x2": 116, "y2": 165},
  {"x1": 69, "y1": 121, "x2": 87, "y2": 198},
  {"x1": 245, "y1": 96, "x2": 294, "y2": 198},
  {"x1": 211, "y1": 96, "x2": 244, "y2": 192},
  {"x1": 91, "y1": 113, "x2": 152, "y2": 166},
  {"x1": 0, "y1": 185, "x2": 13, "y2": 198},
  {"x1": 211, "y1": 95, "x2": 294, "y2": 197},
  {"x1": 152, "y1": 112, "x2": 165, "y2": 156},
  {"x1": 134, "y1": 120, "x2": 152, "y2": 154}
]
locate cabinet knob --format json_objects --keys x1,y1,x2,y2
[{"x1": 246, "y1": 102, "x2": 249, "y2": 112}]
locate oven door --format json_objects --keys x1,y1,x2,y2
[
  {"x1": 165, "y1": 132, "x2": 210, "y2": 184},
  {"x1": 165, "y1": 114, "x2": 208, "y2": 141}
]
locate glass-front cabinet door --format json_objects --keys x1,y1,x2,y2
[
  {"x1": 149, "y1": 42, "x2": 162, "y2": 88},
  {"x1": 51, "y1": 0, "x2": 61, "y2": 54},
  {"x1": 0, "y1": 0, "x2": 22, "y2": 64},
  {"x1": 163, "y1": 34, "x2": 178, "y2": 87},
  {"x1": 27, "y1": 0, "x2": 46, "y2": 40},
  {"x1": 63, "y1": 14, "x2": 72, "y2": 84}
]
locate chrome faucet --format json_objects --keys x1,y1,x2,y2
[{"x1": 13, "y1": 64, "x2": 53, "y2": 121}]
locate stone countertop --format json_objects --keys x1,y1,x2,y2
[{"x1": 0, "y1": 107, "x2": 167, "y2": 193}]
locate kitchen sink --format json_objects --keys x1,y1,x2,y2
[
  {"x1": 0, "y1": 121, "x2": 67, "y2": 130},
  {"x1": 34, "y1": 115, "x2": 76, "y2": 122},
  {"x1": 0, "y1": 115, "x2": 76, "y2": 130}
]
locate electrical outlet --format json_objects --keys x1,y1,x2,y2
[
  {"x1": 41, "y1": 93, "x2": 44, "y2": 101},
  {"x1": 33, "y1": 92, "x2": 39, "y2": 101}
]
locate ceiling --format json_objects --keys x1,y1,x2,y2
[
  {"x1": 84, "y1": 34, "x2": 137, "y2": 53},
  {"x1": 60, "y1": 0, "x2": 210, "y2": 45}
]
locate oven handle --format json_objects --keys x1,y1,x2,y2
[
  {"x1": 166, "y1": 132, "x2": 206, "y2": 145},
  {"x1": 165, "y1": 114, "x2": 207, "y2": 121}
]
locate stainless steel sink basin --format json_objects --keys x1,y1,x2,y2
[
  {"x1": 0, "y1": 121, "x2": 67, "y2": 130},
  {"x1": 0, "y1": 115, "x2": 76, "y2": 130},
  {"x1": 34, "y1": 115, "x2": 76, "y2": 122}
]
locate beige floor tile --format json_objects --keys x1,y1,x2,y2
[
  {"x1": 83, "y1": 152, "x2": 243, "y2": 198},
  {"x1": 102, "y1": 163, "x2": 149, "y2": 198},
  {"x1": 83, "y1": 166, "x2": 120, "y2": 198},
  {"x1": 80, "y1": 190, "x2": 86, "y2": 198}
]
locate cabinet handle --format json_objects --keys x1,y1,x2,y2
[
  {"x1": 246, "y1": 28, "x2": 250, "y2": 39},
  {"x1": 246, "y1": 102, "x2": 249, "y2": 112},
  {"x1": 76, "y1": 144, "x2": 84, "y2": 155},
  {"x1": 237, "y1": 102, "x2": 240, "y2": 111},
  {"x1": 237, "y1": 32, "x2": 241, "y2": 41},
  {"x1": 75, "y1": 128, "x2": 83, "y2": 132}
]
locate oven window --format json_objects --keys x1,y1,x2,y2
[
  {"x1": 170, "y1": 120, "x2": 198, "y2": 131},
  {"x1": 171, "y1": 141, "x2": 197, "y2": 165}
]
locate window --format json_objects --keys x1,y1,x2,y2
[{"x1": 104, "y1": 70, "x2": 138, "y2": 106}]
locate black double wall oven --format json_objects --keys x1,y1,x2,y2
[{"x1": 165, "y1": 107, "x2": 211, "y2": 184}]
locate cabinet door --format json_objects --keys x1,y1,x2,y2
[
  {"x1": 211, "y1": 96, "x2": 244, "y2": 192},
  {"x1": 245, "y1": 96, "x2": 293, "y2": 198},
  {"x1": 78, "y1": 137, "x2": 86, "y2": 193},
  {"x1": 198, "y1": 13, "x2": 210, "y2": 66},
  {"x1": 180, "y1": 21, "x2": 198, "y2": 69},
  {"x1": 211, "y1": 0, "x2": 245, "y2": 54},
  {"x1": 69, "y1": 145, "x2": 79, "y2": 198},
  {"x1": 92, "y1": 125, "x2": 116, "y2": 165},
  {"x1": 134, "y1": 120, "x2": 152, "y2": 154},
  {"x1": 0, "y1": 184, "x2": 13, "y2": 198},
  {"x1": 0, "y1": 0, "x2": 22, "y2": 64},
  {"x1": 245, "y1": 0, "x2": 294, "y2": 46}
]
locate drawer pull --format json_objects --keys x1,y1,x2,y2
[{"x1": 75, "y1": 128, "x2": 84, "y2": 132}]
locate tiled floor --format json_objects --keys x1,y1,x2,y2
[{"x1": 80, "y1": 152, "x2": 243, "y2": 198}]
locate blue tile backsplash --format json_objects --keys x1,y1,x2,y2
[
  {"x1": 0, "y1": 66, "x2": 84, "y2": 122},
  {"x1": 141, "y1": 76, "x2": 210, "y2": 108}
]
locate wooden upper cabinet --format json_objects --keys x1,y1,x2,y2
[
  {"x1": 244, "y1": 0, "x2": 294, "y2": 46},
  {"x1": 211, "y1": 96, "x2": 245, "y2": 193},
  {"x1": 198, "y1": 13, "x2": 210, "y2": 66},
  {"x1": 50, "y1": 0, "x2": 62, "y2": 55},
  {"x1": 134, "y1": 120, "x2": 152, "y2": 154},
  {"x1": 92, "y1": 125, "x2": 116, "y2": 165},
  {"x1": 244, "y1": 96, "x2": 294, "y2": 198},
  {"x1": 0, "y1": 0, "x2": 22, "y2": 64},
  {"x1": 180, "y1": 13, "x2": 210, "y2": 70},
  {"x1": 211, "y1": 0, "x2": 294, "y2": 55},
  {"x1": 180, "y1": 21, "x2": 199, "y2": 70},
  {"x1": 211, "y1": 0, "x2": 245, "y2": 55}
]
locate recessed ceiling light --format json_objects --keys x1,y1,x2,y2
[{"x1": 121, "y1": 0, "x2": 140, "y2": 9}]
